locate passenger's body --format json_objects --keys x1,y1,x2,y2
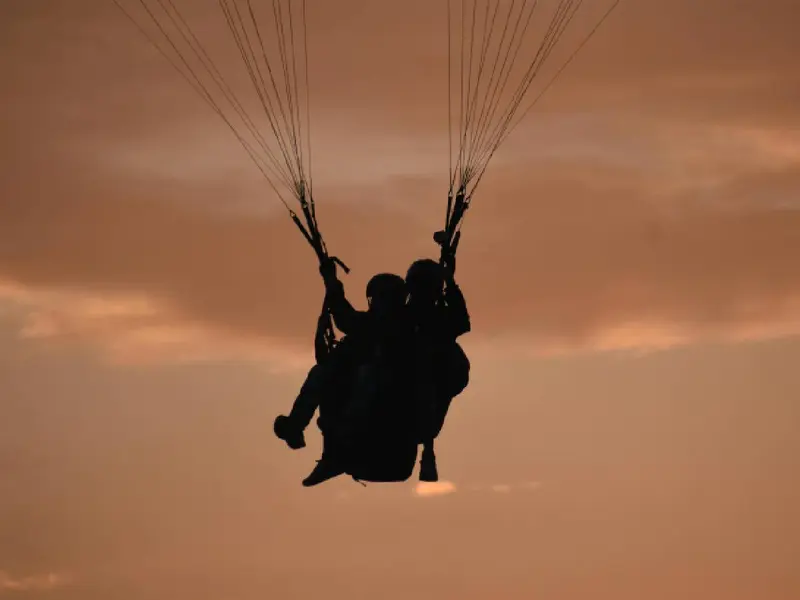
[{"x1": 404, "y1": 255, "x2": 471, "y2": 481}]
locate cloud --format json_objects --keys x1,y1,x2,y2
[
  {"x1": 482, "y1": 482, "x2": 542, "y2": 494},
  {"x1": 2, "y1": 0, "x2": 800, "y2": 365},
  {"x1": 479, "y1": 304, "x2": 800, "y2": 360},
  {"x1": 0, "y1": 571, "x2": 73, "y2": 593},
  {"x1": 413, "y1": 481, "x2": 457, "y2": 498},
  {"x1": 463, "y1": 158, "x2": 800, "y2": 349},
  {"x1": 4, "y1": 143, "x2": 800, "y2": 364},
  {"x1": 0, "y1": 279, "x2": 312, "y2": 371},
  {"x1": 412, "y1": 480, "x2": 542, "y2": 498}
]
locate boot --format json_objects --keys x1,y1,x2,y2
[
  {"x1": 302, "y1": 456, "x2": 346, "y2": 487},
  {"x1": 273, "y1": 415, "x2": 306, "y2": 450},
  {"x1": 419, "y1": 442, "x2": 439, "y2": 482}
]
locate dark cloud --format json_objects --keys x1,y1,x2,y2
[
  {"x1": 1, "y1": 0, "x2": 799, "y2": 352},
  {"x1": 465, "y1": 166, "x2": 800, "y2": 344},
  {"x1": 1, "y1": 144, "x2": 799, "y2": 350}
]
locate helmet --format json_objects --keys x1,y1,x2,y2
[
  {"x1": 366, "y1": 273, "x2": 407, "y2": 305},
  {"x1": 405, "y1": 259, "x2": 444, "y2": 295}
]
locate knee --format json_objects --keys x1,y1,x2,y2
[{"x1": 438, "y1": 363, "x2": 469, "y2": 398}]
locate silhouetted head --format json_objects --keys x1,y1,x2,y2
[
  {"x1": 405, "y1": 259, "x2": 444, "y2": 305},
  {"x1": 366, "y1": 273, "x2": 408, "y2": 316}
]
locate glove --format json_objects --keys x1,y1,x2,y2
[
  {"x1": 319, "y1": 257, "x2": 337, "y2": 282},
  {"x1": 441, "y1": 250, "x2": 456, "y2": 280}
]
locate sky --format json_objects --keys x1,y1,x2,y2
[{"x1": 1, "y1": 0, "x2": 800, "y2": 598}]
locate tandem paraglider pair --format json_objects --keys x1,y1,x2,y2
[
  {"x1": 112, "y1": 0, "x2": 621, "y2": 488},
  {"x1": 273, "y1": 250, "x2": 471, "y2": 487}
]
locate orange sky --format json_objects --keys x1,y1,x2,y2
[{"x1": 1, "y1": 1, "x2": 800, "y2": 599}]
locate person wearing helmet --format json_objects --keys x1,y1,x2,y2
[
  {"x1": 405, "y1": 252, "x2": 471, "y2": 481},
  {"x1": 405, "y1": 255, "x2": 470, "y2": 343},
  {"x1": 274, "y1": 259, "x2": 413, "y2": 486}
]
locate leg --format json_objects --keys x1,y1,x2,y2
[
  {"x1": 274, "y1": 361, "x2": 334, "y2": 450},
  {"x1": 414, "y1": 344, "x2": 440, "y2": 482},
  {"x1": 303, "y1": 356, "x2": 399, "y2": 487},
  {"x1": 420, "y1": 439, "x2": 438, "y2": 482},
  {"x1": 419, "y1": 343, "x2": 470, "y2": 481},
  {"x1": 301, "y1": 365, "x2": 373, "y2": 488},
  {"x1": 301, "y1": 435, "x2": 348, "y2": 487},
  {"x1": 301, "y1": 348, "x2": 370, "y2": 487},
  {"x1": 429, "y1": 342, "x2": 470, "y2": 439}
]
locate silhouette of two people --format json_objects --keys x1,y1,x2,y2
[{"x1": 274, "y1": 253, "x2": 470, "y2": 487}]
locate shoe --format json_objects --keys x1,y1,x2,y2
[
  {"x1": 419, "y1": 447, "x2": 439, "y2": 482},
  {"x1": 302, "y1": 458, "x2": 345, "y2": 487},
  {"x1": 273, "y1": 415, "x2": 306, "y2": 450}
]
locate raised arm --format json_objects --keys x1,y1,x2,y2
[
  {"x1": 320, "y1": 259, "x2": 366, "y2": 336},
  {"x1": 442, "y1": 255, "x2": 471, "y2": 338}
]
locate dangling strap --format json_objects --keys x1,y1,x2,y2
[
  {"x1": 287, "y1": 193, "x2": 350, "y2": 366},
  {"x1": 314, "y1": 296, "x2": 336, "y2": 364}
]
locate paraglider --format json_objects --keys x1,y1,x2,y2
[{"x1": 111, "y1": 0, "x2": 621, "y2": 486}]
